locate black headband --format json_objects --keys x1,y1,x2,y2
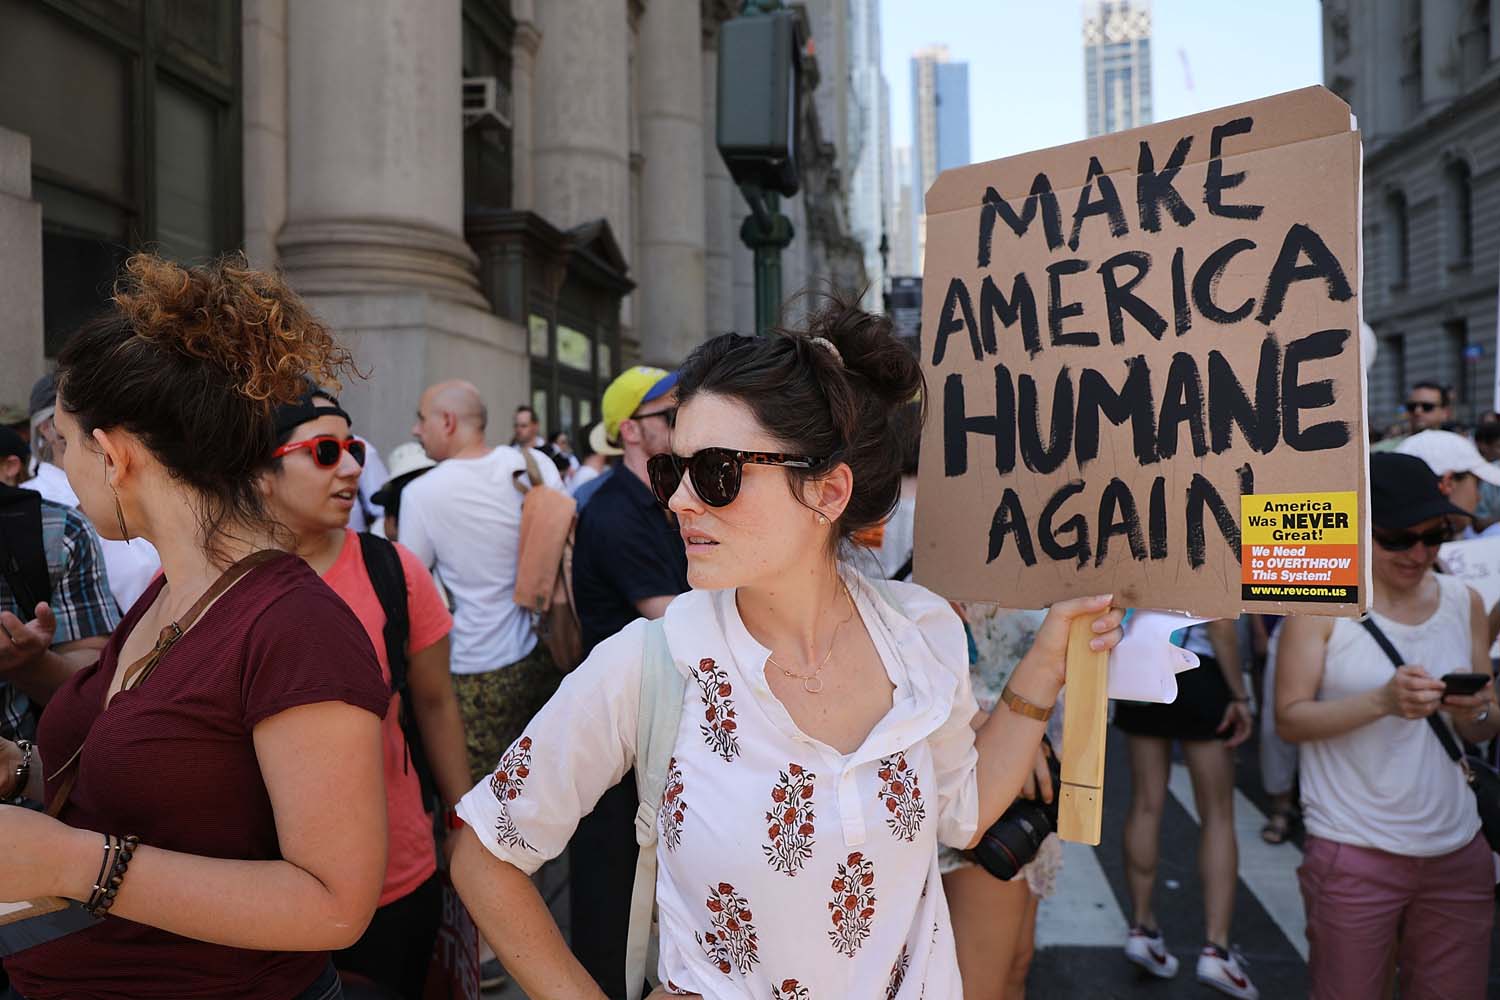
[{"x1": 273, "y1": 384, "x2": 351, "y2": 442}]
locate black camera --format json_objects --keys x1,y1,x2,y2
[{"x1": 970, "y1": 741, "x2": 1061, "y2": 881}]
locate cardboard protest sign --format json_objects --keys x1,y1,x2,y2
[{"x1": 915, "y1": 87, "x2": 1369, "y2": 619}]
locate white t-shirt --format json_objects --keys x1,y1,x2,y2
[
  {"x1": 457, "y1": 570, "x2": 980, "y2": 998},
  {"x1": 398, "y1": 447, "x2": 563, "y2": 674},
  {"x1": 22, "y1": 462, "x2": 161, "y2": 614},
  {"x1": 1300, "y1": 572, "x2": 1482, "y2": 857},
  {"x1": 566, "y1": 463, "x2": 601, "y2": 497}
]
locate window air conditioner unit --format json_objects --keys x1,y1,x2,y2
[{"x1": 463, "y1": 77, "x2": 512, "y2": 129}]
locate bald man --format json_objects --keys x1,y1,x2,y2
[{"x1": 401, "y1": 380, "x2": 565, "y2": 790}]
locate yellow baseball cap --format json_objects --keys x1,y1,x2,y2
[{"x1": 590, "y1": 366, "x2": 678, "y2": 456}]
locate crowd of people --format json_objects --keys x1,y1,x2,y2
[{"x1": 0, "y1": 253, "x2": 1494, "y2": 1000}]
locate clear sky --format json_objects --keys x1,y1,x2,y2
[{"x1": 880, "y1": 0, "x2": 1325, "y2": 166}]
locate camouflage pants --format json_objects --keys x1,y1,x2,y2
[{"x1": 452, "y1": 642, "x2": 562, "y2": 786}]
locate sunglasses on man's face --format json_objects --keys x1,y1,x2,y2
[
  {"x1": 1405, "y1": 400, "x2": 1441, "y2": 414},
  {"x1": 1373, "y1": 522, "x2": 1455, "y2": 552},
  {"x1": 631, "y1": 406, "x2": 677, "y2": 429},
  {"x1": 646, "y1": 447, "x2": 822, "y2": 508},
  {"x1": 272, "y1": 435, "x2": 366, "y2": 469}
]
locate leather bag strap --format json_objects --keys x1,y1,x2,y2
[
  {"x1": 45, "y1": 549, "x2": 281, "y2": 818},
  {"x1": 1358, "y1": 616, "x2": 1466, "y2": 765}
]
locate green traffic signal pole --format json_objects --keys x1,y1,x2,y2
[
  {"x1": 737, "y1": 0, "x2": 795, "y2": 336},
  {"x1": 739, "y1": 185, "x2": 795, "y2": 337}
]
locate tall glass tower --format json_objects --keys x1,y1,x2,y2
[
  {"x1": 910, "y1": 44, "x2": 970, "y2": 269},
  {"x1": 1084, "y1": 0, "x2": 1153, "y2": 137}
]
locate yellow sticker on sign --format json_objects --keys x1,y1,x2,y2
[
  {"x1": 1241, "y1": 492, "x2": 1359, "y2": 604},
  {"x1": 1241, "y1": 492, "x2": 1358, "y2": 545}
]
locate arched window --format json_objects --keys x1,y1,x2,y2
[
  {"x1": 1445, "y1": 159, "x2": 1475, "y2": 266},
  {"x1": 1386, "y1": 190, "x2": 1410, "y2": 288}
]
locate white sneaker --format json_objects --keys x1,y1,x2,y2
[
  {"x1": 1124, "y1": 925, "x2": 1180, "y2": 979},
  {"x1": 1196, "y1": 944, "x2": 1258, "y2": 1000}
]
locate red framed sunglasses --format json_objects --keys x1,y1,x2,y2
[{"x1": 272, "y1": 435, "x2": 366, "y2": 469}]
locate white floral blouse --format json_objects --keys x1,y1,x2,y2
[{"x1": 456, "y1": 570, "x2": 981, "y2": 999}]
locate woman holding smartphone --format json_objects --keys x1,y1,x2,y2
[{"x1": 1276, "y1": 451, "x2": 1498, "y2": 1000}]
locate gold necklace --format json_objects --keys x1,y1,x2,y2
[{"x1": 766, "y1": 584, "x2": 855, "y2": 694}]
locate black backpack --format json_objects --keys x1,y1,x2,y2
[
  {"x1": 358, "y1": 532, "x2": 439, "y2": 808},
  {"x1": 0, "y1": 484, "x2": 50, "y2": 615}
]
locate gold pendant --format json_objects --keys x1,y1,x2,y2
[{"x1": 803, "y1": 675, "x2": 824, "y2": 694}]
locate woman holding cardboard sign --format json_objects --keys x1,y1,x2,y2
[
  {"x1": 449, "y1": 299, "x2": 1125, "y2": 999},
  {"x1": 0, "y1": 255, "x2": 390, "y2": 1000},
  {"x1": 1276, "y1": 451, "x2": 1497, "y2": 1000}
]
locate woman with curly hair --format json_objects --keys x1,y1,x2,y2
[
  {"x1": 450, "y1": 298, "x2": 1125, "y2": 999},
  {"x1": 0, "y1": 254, "x2": 390, "y2": 1000}
]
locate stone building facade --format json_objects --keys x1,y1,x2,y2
[
  {"x1": 0, "y1": 0, "x2": 865, "y2": 453},
  {"x1": 1322, "y1": 0, "x2": 1500, "y2": 429}
]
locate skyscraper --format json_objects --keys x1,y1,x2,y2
[
  {"x1": 846, "y1": 0, "x2": 892, "y2": 310},
  {"x1": 910, "y1": 44, "x2": 970, "y2": 270},
  {"x1": 888, "y1": 144, "x2": 917, "y2": 276},
  {"x1": 1083, "y1": 0, "x2": 1153, "y2": 137}
]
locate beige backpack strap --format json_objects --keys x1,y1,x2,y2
[{"x1": 625, "y1": 619, "x2": 685, "y2": 1000}]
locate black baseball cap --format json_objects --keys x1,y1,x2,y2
[
  {"x1": 1370, "y1": 452, "x2": 1472, "y2": 532},
  {"x1": 0, "y1": 427, "x2": 29, "y2": 462}
]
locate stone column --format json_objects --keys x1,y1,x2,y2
[
  {"x1": 0, "y1": 127, "x2": 43, "y2": 411},
  {"x1": 635, "y1": 0, "x2": 706, "y2": 364},
  {"x1": 281, "y1": 0, "x2": 484, "y2": 307},
  {"x1": 1421, "y1": 0, "x2": 1464, "y2": 109},
  {"x1": 530, "y1": 0, "x2": 631, "y2": 237},
  {"x1": 702, "y1": 22, "x2": 736, "y2": 337},
  {"x1": 279, "y1": 0, "x2": 527, "y2": 453},
  {"x1": 241, "y1": 0, "x2": 287, "y2": 269},
  {"x1": 509, "y1": 0, "x2": 541, "y2": 213},
  {"x1": 1365, "y1": 0, "x2": 1405, "y2": 141}
]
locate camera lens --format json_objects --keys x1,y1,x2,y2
[{"x1": 970, "y1": 746, "x2": 1062, "y2": 881}]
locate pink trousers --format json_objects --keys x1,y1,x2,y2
[{"x1": 1298, "y1": 832, "x2": 1493, "y2": 1000}]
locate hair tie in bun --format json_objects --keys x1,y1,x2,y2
[{"x1": 809, "y1": 336, "x2": 844, "y2": 368}]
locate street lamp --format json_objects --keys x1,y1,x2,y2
[{"x1": 716, "y1": 1, "x2": 803, "y2": 335}]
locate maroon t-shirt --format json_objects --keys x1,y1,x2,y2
[{"x1": 8, "y1": 553, "x2": 390, "y2": 1000}]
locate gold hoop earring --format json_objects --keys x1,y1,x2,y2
[{"x1": 111, "y1": 486, "x2": 131, "y2": 545}]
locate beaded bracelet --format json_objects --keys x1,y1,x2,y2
[
  {"x1": 84, "y1": 834, "x2": 140, "y2": 919},
  {"x1": 84, "y1": 834, "x2": 114, "y2": 916}
]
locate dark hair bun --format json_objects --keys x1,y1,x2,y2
[
  {"x1": 57, "y1": 252, "x2": 357, "y2": 562},
  {"x1": 110, "y1": 253, "x2": 353, "y2": 404},
  {"x1": 677, "y1": 293, "x2": 927, "y2": 540}
]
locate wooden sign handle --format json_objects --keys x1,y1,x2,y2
[{"x1": 1057, "y1": 615, "x2": 1110, "y2": 845}]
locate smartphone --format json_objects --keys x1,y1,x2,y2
[{"x1": 1441, "y1": 672, "x2": 1491, "y2": 697}]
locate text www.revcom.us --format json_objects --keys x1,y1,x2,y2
[{"x1": 1245, "y1": 585, "x2": 1348, "y2": 598}]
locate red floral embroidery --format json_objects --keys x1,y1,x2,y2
[
  {"x1": 876, "y1": 752, "x2": 926, "y2": 842},
  {"x1": 659, "y1": 756, "x2": 687, "y2": 852},
  {"x1": 696, "y1": 882, "x2": 759, "y2": 975},
  {"x1": 694, "y1": 658, "x2": 740, "y2": 761},
  {"x1": 886, "y1": 943, "x2": 910, "y2": 999},
  {"x1": 488, "y1": 735, "x2": 534, "y2": 851},
  {"x1": 773, "y1": 979, "x2": 812, "y2": 999},
  {"x1": 827, "y1": 851, "x2": 877, "y2": 957},
  {"x1": 763, "y1": 763, "x2": 816, "y2": 875}
]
